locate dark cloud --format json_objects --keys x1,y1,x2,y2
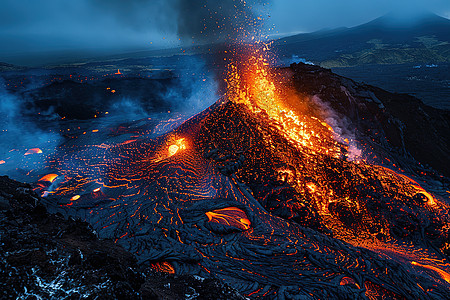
[
  {"x1": 270, "y1": 0, "x2": 450, "y2": 34},
  {"x1": 174, "y1": 0, "x2": 267, "y2": 43},
  {"x1": 93, "y1": 0, "x2": 268, "y2": 43},
  {"x1": 92, "y1": 0, "x2": 175, "y2": 32},
  {"x1": 0, "y1": 0, "x2": 449, "y2": 65}
]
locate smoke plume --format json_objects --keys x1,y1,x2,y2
[
  {"x1": 174, "y1": 0, "x2": 267, "y2": 43},
  {"x1": 94, "y1": 0, "x2": 269, "y2": 44}
]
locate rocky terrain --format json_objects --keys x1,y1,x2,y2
[
  {"x1": 289, "y1": 63, "x2": 450, "y2": 177},
  {"x1": 1, "y1": 62, "x2": 449, "y2": 299},
  {"x1": 0, "y1": 176, "x2": 243, "y2": 299}
]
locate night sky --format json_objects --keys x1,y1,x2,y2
[{"x1": 1, "y1": 0, "x2": 449, "y2": 65}]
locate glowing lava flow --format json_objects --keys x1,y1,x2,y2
[
  {"x1": 412, "y1": 261, "x2": 450, "y2": 284},
  {"x1": 31, "y1": 38, "x2": 450, "y2": 299},
  {"x1": 168, "y1": 138, "x2": 186, "y2": 157},
  {"x1": 225, "y1": 43, "x2": 342, "y2": 158},
  {"x1": 205, "y1": 207, "x2": 251, "y2": 231},
  {"x1": 38, "y1": 174, "x2": 58, "y2": 183}
]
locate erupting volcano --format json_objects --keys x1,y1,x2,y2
[
  {"x1": 21, "y1": 39, "x2": 448, "y2": 299},
  {"x1": 2, "y1": 1, "x2": 450, "y2": 298}
]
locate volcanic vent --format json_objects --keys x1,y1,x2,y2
[{"x1": 31, "y1": 42, "x2": 450, "y2": 299}]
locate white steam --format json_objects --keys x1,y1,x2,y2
[{"x1": 310, "y1": 95, "x2": 362, "y2": 161}]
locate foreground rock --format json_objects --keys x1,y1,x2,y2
[{"x1": 0, "y1": 175, "x2": 243, "y2": 299}]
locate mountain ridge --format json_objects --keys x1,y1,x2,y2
[{"x1": 274, "y1": 12, "x2": 450, "y2": 67}]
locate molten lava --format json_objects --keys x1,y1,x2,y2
[
  {"x1": 167, "y1": 138, "x2": 186, "y2": 157},
  {"x1": 168, "y1": 145, "x2": 179, "y2": 156},
  {"x1": 70, "y1": 195, "x2": 80, "y2": 201},
  {"x1": 38, "y1": 174, "x2": 58, "y2": 183},
  {"x1": 24, "y1": 148, "x2": 43, "y2": 155},
  {"x1": 151, "y1": 261, "x2": 175, "y2": 274},
  {"x1": 412, "y1": 261, "x2": 450, "y2": 284},
  {"x1": 205, "y1": 207, "x2": 251, "y2": 231},
  {"x1": 225, "y1": 43, "x2": 341, "y2": 157}
]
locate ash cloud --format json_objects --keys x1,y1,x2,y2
[
  {"x1": 94, "y1": 0, "x2": 269, "y2": 44},
  {"x1": 174, "y1": 0, "x2": 268, "y2": 43}
]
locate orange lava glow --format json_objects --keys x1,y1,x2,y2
[
  {"x1": 115, "y1": 69, "x2": 122, "y2": 75},
  {"x1": 412, "y1": 261, "x2": 450, "y2": 284},
  {"x1": 206, "y1": 207, "x2": 251, "y2": 231},
  {"x1": 150, "y1": 261, "x2": 175, "y2": 274},
  {"x1": 397, "y1": 172, "x2": 436, "y2": 206},
  {"x1": 24, "y1": 148, "x2": 43, "y2": 155},
  {"x1": 70, "y1": 195, "x2": 80, "y2": 201},
  {"x1": 38, "y1": 174, "x2": 58, "y2": 183},
  {"x1": 306, "y1": 182, "x2": 317, "y2": 193},
  {"x1": 225, "y1": 43, "x2": 341, "y2": 157},
  {"x1": 168, "y1": 144, "x2": 179, "y2": 157},
  {"x1": 223, "y1": 42, "x2": 450, "y2": 271},
  {"x1": 168, "y1": 138, "x2": 186, "y2": 157},
  {"x1": 31, "y1": 33, "x2": 450, "y2": 298},
  {"x1": 340, "y1": 276, "x2": 360, "y2": 288}
]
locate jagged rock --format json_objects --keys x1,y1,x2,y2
[{"x1": 0, "y1": 176, "x2": 243, "y2": 299}]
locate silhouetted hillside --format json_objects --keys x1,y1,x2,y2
[{"x1": 274, "y1": 12, "x2": 450, "y2": 67}]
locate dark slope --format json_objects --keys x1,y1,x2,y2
[{"x1": 289, "y1": 63, "x2": 450, "y2": 177}]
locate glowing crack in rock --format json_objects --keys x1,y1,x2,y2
[{"x1": 205, "y1": 207, "x2": 251, "y2": 231}]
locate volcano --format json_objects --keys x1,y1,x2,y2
[{"x1": 21, "y1": 51, "x2": 450, "y2": 299}]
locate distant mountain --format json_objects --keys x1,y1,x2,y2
[
  {"x1": 274, "y1": 12, "x2": 450, "y2": 67},
  {"x1": 0, "y1": 62, "x2": 26, "y2": 72}
]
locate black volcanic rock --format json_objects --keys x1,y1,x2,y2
[
  {"x1": 21, "y1": 77, "x2": 179, "y2": 119},
  {"x1": 290, "y1": 62, "x2": 450, "y2": 177},
  {"x1": 0, "y1": 176, "x2": 243, "y2": 299}
]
